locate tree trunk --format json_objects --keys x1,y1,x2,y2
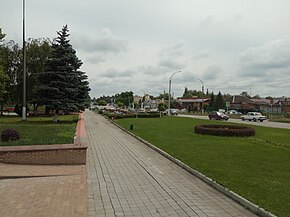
[
  {"x1": 0, "y1": 100, "x2": 3, "y2": 116},
  {"x1": 45, "y1": 107, "x2": 50, "y2": 115},
  {"x1": 53, "y1": 109, "x2": 59, "y2": 123},
  {"x1": 33, "y1": 103, "x2": 38, "y2": 116}
]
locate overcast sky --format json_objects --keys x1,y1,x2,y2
[{"x1": 1, "y1": 0, "x2": 290, "y2": 98}]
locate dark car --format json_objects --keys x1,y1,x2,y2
[{"x1": 208, "y1": 111, "x2": 229, "y2": 120}]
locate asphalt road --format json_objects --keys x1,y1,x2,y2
[{"x1": 178, "y1": 114, "x2": 290, "y2": 129}]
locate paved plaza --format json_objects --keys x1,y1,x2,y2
[
  {"x1": 0, "y1": 110, "x2": 259, "y2": 216},
  {"x1": 85, "y1": 111, "x2": 257, "y2": 217},
  {"x1": 0, "y1": 163, "x2": 87, "y2": 217}
]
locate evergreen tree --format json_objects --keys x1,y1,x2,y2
[
  {"x1": 240, "y1": 91, "x2": 251, "y2": 98},
  {"x1": 215, "y1": 91, "x2": 225, "y2": 110},
  {"x1": 35, "y1": 25, "x2": 90, "y2": 115},
  {"x1": 209, "y1": 92, "x2": 215, "y2": 111}
]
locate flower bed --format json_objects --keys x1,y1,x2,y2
[{"x1": 194, "y1": 124, "x2": 255, "y2": 137}]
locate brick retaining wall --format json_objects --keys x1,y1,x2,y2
[{"x1": 0, "y1": 113, "x2": 87, "y2": 165}]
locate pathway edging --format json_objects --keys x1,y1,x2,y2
[{"x1": 111, "y1": 120, "x2": 277, "y2": 217}]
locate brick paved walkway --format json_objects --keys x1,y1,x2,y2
[
  {"x1": 0, "y1": 163, "x2": 87, "y2": 217},
  {"x1": 85, "y1": 111, "x2": 257, "y2": 217}
]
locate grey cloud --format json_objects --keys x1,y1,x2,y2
[
  {"x1": 158, "y1": 40, "x2": 185, "y2": 57},
  {"x1": 199, "y1": 16, "x2": 215, "y2": 29},
  {"x1": 202, "y1": 65, "x2": 223, "y2": 81},
  {"x1": 157, "y1": 41, "x2": 186, "y2": 70},
  {"x1": 85, "y1": 55, "x2": 106, "y2": 64},
  {"x1": 173, "y1": 71, "x2": 195, "y2": 83},
  {"x1": 192, "y1": 51, "x2": 211, "y2": 60},
  {"x1": 101, "y1": 68, "x2": 134, "y2": 78},
  {"x1": 238, "y1": 36, "x2": 290, "y2": 77},
  {"x1": 136, "y1": 65, "x2": 165, "y2": 76},
  {"x1": 89, "y1": 79, "x2": 129, "y2": 97},
  {"x1": 158, "y1": 59, "x2": 185, "y2": 70},
  {"x1": 74, "y1": 28, "x2": 128, "y2": 54}
]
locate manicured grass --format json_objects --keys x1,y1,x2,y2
[
  {"x1": 0, "y1": 115, "x2": 78, "y2": 146},
  {"x1": 115, "y1": 116, "x2": 290, "y2": 217},
  {"x1": 269, "y1": 117, "x2": 290, "y2": 123}
]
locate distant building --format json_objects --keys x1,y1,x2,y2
[
  {"x1": 177, "y1": 97, "x2": 210, "y2": 112},
  {"x1": 225, "y1": 95, "x2": 290, "y2": 114},
  {"x1": 133, "y1": 95, "x2": 165, "y2": 109},
  {"x1": 133, "y1": 95, "x2": 143, "y2": 104}
]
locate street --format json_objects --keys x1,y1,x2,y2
[{"x1": 178, "y1": 114, "x2": 290, "y2": 129}]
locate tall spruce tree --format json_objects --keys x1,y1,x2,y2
[
  {"x1": 36, "y1": 25, "x2": 90, "y2": 115},
  {"x1": 215, "y1": 91, "x2": 225, "y2": 110},
  {"x1": 209, "y1": 92, "x2": 215, "y2": 110}
]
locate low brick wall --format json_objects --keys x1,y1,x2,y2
[{"x1": 0, "y1": 113, "x2": 87, "y2": 165}]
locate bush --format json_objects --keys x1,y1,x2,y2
[
  {"x1": 1, "y1": 128, "x2": 21, "y2": 142},
  {"x1": 104, "y1": 112, "x2": 162, "y2": 119},
  {"x1": 104, "y1": 113, "x2": 136, "y2": 119},
  {"x1": 136, "y1": 113, "x2": 160, "y2": 118},
  {"x1": 194, "y1": 124, "x2": 255, "y2": 137}
]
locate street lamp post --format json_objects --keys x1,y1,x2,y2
[
  {"x1": 196, "y1": 77, "x2": 204, "y2": 94},
  {"x1": 22, "y1": 0, "x2": 27, "y2": 121},
  {"x1": 194, "y1": 77, "x2": 205, "y2": 113},
  {"x1": 168, "y1": 71, "x2": 181, "y2": 115}
]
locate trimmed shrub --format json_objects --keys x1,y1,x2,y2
[
  {"x1": 104, "y1": 113, "x2": 136, "y2": 119},
  {"x1": 1, "y1": 128, "x2": 21, "y2": 142},
  {"x1": 104, "y1": 112, "x2": 161, "y2": 119},
  {"x1": 136, "y1": 113, "x2": 161, "y2": 118},
  {"x1": 194, "y1": 124, "x2": 255, "y2": 137}
]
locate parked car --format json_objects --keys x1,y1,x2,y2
[
  {"x1": 241, "y1": 112, "x2": 267, "y2": 122},
  {"x1": 226, "y1": 110, "x2": 242, "y2": 115},
  {"x1": 208, "y1": 111, "x2": 229, "y2": 120},
  {"x1": 138, "y1": 108, "x2": 146, "y2": 113},
  {"x1": 149, "y1": 108, "x2": 158, "y2": 112},
  {"x1": 165, "y1": 109, "x2": 178, "y2": 115}
]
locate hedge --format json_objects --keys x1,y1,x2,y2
[{"x1": 103, "y1": 112, "x2": 161, "y2": 119}]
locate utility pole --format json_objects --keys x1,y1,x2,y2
[{"x1": 22, "y1": 0, "x2": 27, "y2": 121}]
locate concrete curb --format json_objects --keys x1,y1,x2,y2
[
  {"x1": 74, "y1": 112, "x2": 88, "y2": 146},
  {"x1": 111, "y1": 121, "x2": 277, "y2": 217}
]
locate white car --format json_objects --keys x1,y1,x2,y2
[
  {"x1": 241, "y1": 112, "x2": 267, "y2": 122},
  {"x1": 226, "y1": 110, "x2": 242, "y2": 115},
  {"x1": 166, "y1": 109, "x2": 178, "y2": 115},
  {"x1": 138, "y1": 108, "x2": 146, "y2": 113}
]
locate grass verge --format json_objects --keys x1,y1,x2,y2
[
  {"x1": 115, "y1": 116, "x2": 290, "y2": 217},
  {"x1": 0, "y1": 115, "x2": 78, "y2": 146}
]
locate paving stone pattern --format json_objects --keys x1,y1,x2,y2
[
  {"x1": 0, "y1": 164, "x2": 87, "y2": 217},
  {"x1": 85, "y1": 111, "x2": 257, "y2": 217}
]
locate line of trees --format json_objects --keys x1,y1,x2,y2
[
  {"x1": 93, "y1": 91, "x2": 134, "y2": 108},
  {"x1": 181, "y1": 87, "x2": 226, "y2": 111},
  {"x1": 0, "y1": 26, "x2": 90, "y2": 116}
]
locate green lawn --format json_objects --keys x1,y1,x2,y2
[
  {"x1": 0, "y1": 115, "x2": 78, "y2": 146},
  {"x1": 115, "y1": 116, "x2": 290, "y2": 217}
]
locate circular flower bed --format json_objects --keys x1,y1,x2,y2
[{"x1": 194, "y1": 124, "x2": 255, "y2": 137}]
